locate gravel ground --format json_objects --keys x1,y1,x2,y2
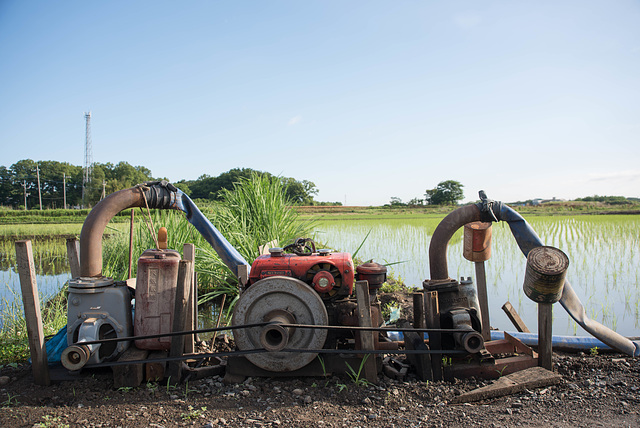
[{"x1": 0, "y1": 351, "x2": 638, "y2": 428}]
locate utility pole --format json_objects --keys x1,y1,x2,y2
[
  {"x1": 82, "y1": 111, "x2": 93, "y2": 208},
  {"x1": 36, "y1": 165, "x2": 42, "y2": 210},
  {"x1": 22, "y1": 180, "x2": 28, "y2": 210},
  {"x1": 63, "y1": 173, "x2": 67, "y2": 209}
]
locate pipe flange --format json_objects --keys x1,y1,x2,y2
[{"x1": 69, "y1": 277, "x2": 115, "y2": 294}]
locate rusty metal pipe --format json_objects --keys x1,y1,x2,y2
[
  {"x1": 80, "y1": 188, "x2": 147, "y2": 277},
  {"x1": 428, "y1": 204, "x2": 483, "y2": 280},
  {"x1": 80, "y1": 183, "x2": 177, "y2": 278}
]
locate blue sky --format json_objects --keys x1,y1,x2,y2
[{"x1": 1, "y1": 1, "x2": 639, "y2": 205}]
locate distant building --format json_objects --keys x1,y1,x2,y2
[{"x1": 530, "y1": 197, "x2": 566, "y2": 206}]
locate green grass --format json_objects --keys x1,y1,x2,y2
[
  {"x1": 0, "y1": 285, "x2": 68, "y2": 364},
  {"x1": 0, "y1": 208, "x2": 133, "y2": 225},
  {"x1": 0, "y1": 223, "x2": 84, "y2": 239}
]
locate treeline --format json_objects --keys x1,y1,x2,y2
[
  {"x1": 0, "y1": 160, "x2": 323, "y2": 209},
  {"x1": 173, "y1": 168, "x2": 320, "y2": 205},
  {"x1": 574, "y1": 195, "x2": 638, "y2": 205},
  {"x1": 0, "y1": 159, "x2": 153, "y2": 209}
]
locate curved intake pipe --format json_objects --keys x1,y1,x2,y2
[
  {"x1": 79, "y1": 181, "x2": 249, "y2": 279},
  {"x1": 428, "y1": 191, "x2": 640, "y2": 356}
]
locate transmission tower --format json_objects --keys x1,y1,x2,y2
[{"x1": 82, "y1": 111, "x2": 93, "y2": 207}]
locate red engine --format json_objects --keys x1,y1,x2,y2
[{"x1": 248, "y1": 247, "x2": 354, "y2": 301}]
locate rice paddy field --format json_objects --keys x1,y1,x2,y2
[
  {"x1": 1, "y1": 213, "x2": 638, "y2": 338},
  {"x1": 314, "y1": 214, "x2": 640, "y2": 337}
]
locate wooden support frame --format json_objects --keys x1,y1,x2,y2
[
  {"x1": 65, "y1": 238, "x2": 81, "y2": 279},
  {"x1": 167, "y1": 260, "x2": 192, "y2": 385},
  {"x1": 502, "y1": 301, "x2": 531, "y2": 333},
  {"x1": 15, "y1": 240, "x2": 50, "y2": 386},
  {"x1": 425, "y1": 290, "x2": 442, "y2": 381},
  {"x1": 474, "y1": 261, "x2": 491, "y2": 341},
  {"x1": 355, "y1": 280, "x2": 378, "y2": 384},
  {"x1": 538, "y1": 303, "x2": 553, "y2": 370},
  {"x1": 183, "y1": 243, "x2": 196, "y2": 354}
]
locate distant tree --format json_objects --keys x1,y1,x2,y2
[
  {"x1": 425, "y1": 180, "x2": 464, "y2": 205},
  {"x1": 189, "y1": 168, "x2": 264, "y2": 200},
  {"x1": 389, "y1": 196, "x2": 404, "y2": 206},
  {"x1": 282, "y1": 178, "x2": 318, "y2": 205},
  {"x1": 0, "y1": 166, "x2": 16, "y2": 206},
  {"x1": 174, "y1": 180, "x2": 192, "y2": 196},
  {"x1": 575, "y1": 195, "x2": 630, "y2": 205},
  {"x1": 408, "y1": 197, "x2": 424, "y2": 206}
]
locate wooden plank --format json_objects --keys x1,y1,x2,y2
[
  {"x1": 412, "y1": 292, "x2": 425, "y2": 329},
  {"x1": 112, "y1": 346, "x2": 149, "y2": 388},
  {"x1": 538, "y1": 303, "x2": 553, "y2": 370},
  {"x1": 474, "y1": 261, "x2": 491, "y2": 341},
  {"x1": 15, "y1": 240, "x2": 50, "y2": 386},
  {"x1": 237, "y1": 264, "x2": 249, "y2": 288},
  {"x1": 65, "y1": 238, "x2": 81, "y2": 279},
  {"x1": 452, "y1": 366, "x2": 561, "y2": 403},
  {"x1": 145, "y1": 350, "x2": 168, "y2": 382},
  {"x1": 447, "y1": 355, "x2": 539, "y2": 380},
  {"x1": 355, "y1": 280, "x2": 378, "y2": 384},
  {"x1": 183, "y1": 244, "x2": 196, "y2": 354},
  {"x1": 501, "y1": 301, "x2": 531, "y2": 333},
  {"x1": 404, "y1": 331, "x2": 432, "y2": 381},
  {"x1": 425, "y1": 290, "x2": 443, "y2": 381},
  {"x1": 167, "y1": 260, "x2": 192, "y2": 385}
]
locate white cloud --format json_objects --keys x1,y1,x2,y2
[
  {"x1": 287, "y1": 115, "x2": 302, "y2": 126},
  {"x1": 587, "y1": 170, "x2": 640, "y2": 182}
]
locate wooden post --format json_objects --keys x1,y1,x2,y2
[
  {"x1": 463, "y1": 222, "x2": 493, "y2": 342},
  {"x1": 407, "y1": 292, "x2": 431, "y2": 381},
  {"x1": 65, "y1": 238, "x2": 81, "y2": 279},
  {"x1": 412, "y1": 292, "x2": 425, "y2": 329},
  {"x1": 167, "y1": 260, "x2": 192, "y2": 385},
  {"x1": 128, "y1": 209, "x2": 135, "y2": 279},
  {"x1": 183, "y1": 243, "x2": 196, "y2": 353},
  {"x1": 425, "y1": 290, "x2": 442, "y2": 381},
  {"x1": 15, "y1": 240, "x2": 50, "y2": 386},
  {"x1": 502, "y1": 301, "x2": 531, "y2": 333},
  {"x1": 523, "y1": 246, "x2": 568, "y2": 371},
  {"x1": 355, "y1": 280, "x2": 378, "y2": 384},
  {"x1": 538, "y1": 303, "x2": 553, "y2": 370},
  {"x1": 475, "y1": 261, "x2": 491, "y2": 341}
]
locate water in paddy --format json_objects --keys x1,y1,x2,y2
[
  {"x1": 2, "y1": 214, "x2": 638, "y2": 339},
  {"x1": 314, "y1": 214, "x2": 640, "y2": 337}
]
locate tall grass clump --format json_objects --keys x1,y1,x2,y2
[
  {"x1": 213, "y1": 173, "x2": 316, "y2": 262},
  {"x1": 198, "y1": 174, "x2": 317, "y2": 311}
]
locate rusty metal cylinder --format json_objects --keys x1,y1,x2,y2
[
  {"x1": 463, "y1": 221, "x2": 492, "y2": 262},
  {"x1": 523, "y1": 246, "x2": 569, "y2": 303},
  {"x1": 134, "y1": 249, "x2": 182, "y2": 350},
  {"x1": 356, "y1": 262, "x2": 387, "y2": 294}
]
